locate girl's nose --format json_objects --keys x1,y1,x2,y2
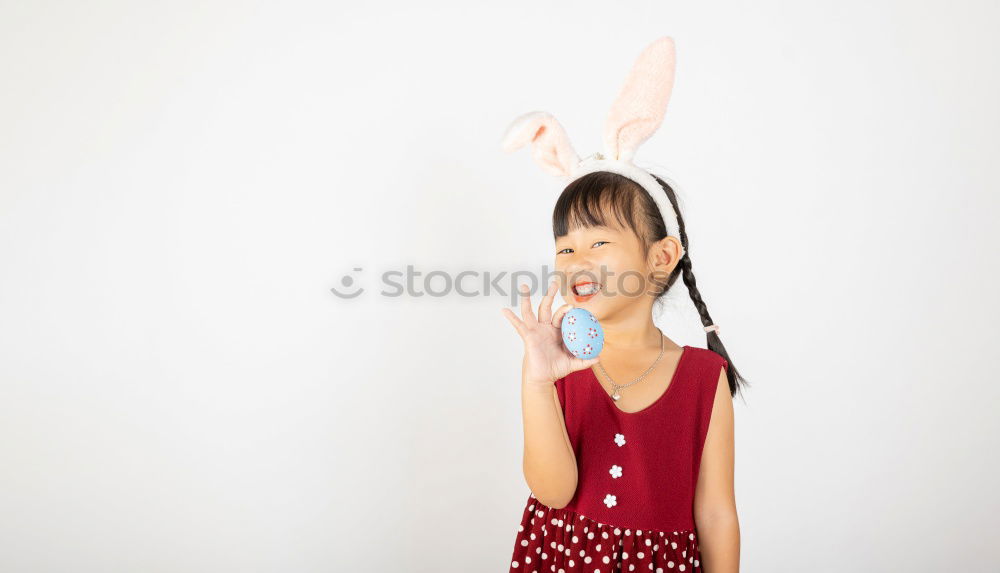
[{"x1": 565, "y1": 260, "x2": 600, "y2": 282}]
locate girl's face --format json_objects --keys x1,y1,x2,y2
[{"x1": 554, "y1": 223, "x2": 659, "y2": 319}]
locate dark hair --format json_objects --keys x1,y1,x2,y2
[{"x1": 552, "y1": 170, "x2": 748, "y2": 398}]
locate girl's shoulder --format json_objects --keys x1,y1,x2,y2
[{"x1": 685, "y1": 345, "x2": 729, "y2": 373}]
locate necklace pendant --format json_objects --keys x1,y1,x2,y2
[{"x1": 612, "y1": 393, "x2": 621, "y2": 401}]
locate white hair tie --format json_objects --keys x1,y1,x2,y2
[{"x1": 704, "y1": 324, "x2": 720, "y2": 334}]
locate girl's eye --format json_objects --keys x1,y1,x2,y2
[{"x1": 558, "y1": 241, "x2": 608, "y2": 255}]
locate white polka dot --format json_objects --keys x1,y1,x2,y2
[
  {"x1": 668, "y1": 562, "x2": 674, "y2": 569},
  {"x1": 614, "y1": 528, "x2": 621, "y2": 535},
  {"x1": 637, "y1": 552, "x2": 644, "y2": 559},
  {"x1": 694, "y1": 560, "x2": 699, "y2": 567},
  {"x1": 679, "y1": 566, "x2": 685, "y2": 572},
  {"x1": 526, "y1": 557, "x2": 531, "y2": 564},
  {"x1": 595, "y1": 544, "x2": 601, "y2": 551},
  {"x1": 645, "y1": 539, "x2": 652, "y2": 546},
  {"x1": 603, "y1": 556, "x2": 610, "y2": 564},
  {"x1": 572, "y1": 535, "x2": 579, "y2": 543},
  {"x1": 512, "y1": 561, "x2": 519, "y2": 568},
  {"x1": 521, "y1": 540, "x2": 528, "y2": 547},
  {"x1": 584, "y1": 556, "x2": 592, "y2": 564},
  {"x1": 688, "y1": 533, "x2": 694, "y2": 541}
]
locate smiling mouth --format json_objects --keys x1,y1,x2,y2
[{"x1": 572, "y1": 282, "x2": 602, "y2": 298}]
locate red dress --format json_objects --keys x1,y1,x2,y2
[{"x1": 509, "y1": 345, "x2": 729, "y2": 573}]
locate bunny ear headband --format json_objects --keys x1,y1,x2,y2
[{"x1": 501, "y1": 36, "x2": 685, "y2": 259}]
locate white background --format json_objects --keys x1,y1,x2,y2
[{"x1": 1, "y1": 1, "x2": 998, "y2": 571}]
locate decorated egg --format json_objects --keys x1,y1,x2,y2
[{"x1": 560, "y1": 307, "x2": 604, "y2": 359}]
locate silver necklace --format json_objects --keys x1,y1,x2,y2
[{"x1": 596, "y1": 332, "x2": 666, "y2": 401}]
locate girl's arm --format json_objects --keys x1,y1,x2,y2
[
  {"x1": 693, "y1": 367, "x2": 740, "y2": 572},
  {"x1": 503, "y1": 281, "x2": 593, "y2": 510},
  {"x1": 521, "y1": 377, "x2": 578, "y2": 509}
]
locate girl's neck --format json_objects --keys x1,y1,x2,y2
[{"x1": 601, "y1": 322, "x2": 663, "y2": 351}]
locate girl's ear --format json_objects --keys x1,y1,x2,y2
[
  {"x1": 501, "y1": 111, "x2": 581, "y2": 178},
  {"x1": 647, "y1": 234, "x2": 684, "y2": 275},
  {"x1": 603, "y1": 37, "x2": 677, "y2": 162}
]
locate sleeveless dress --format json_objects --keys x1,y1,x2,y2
[{"x1": 508, "y1": 345, "x2": 729, "y2": 573}]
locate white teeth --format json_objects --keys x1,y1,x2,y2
[{"x1": 575, "y1": 283, "x2": 601, "y2": 296}]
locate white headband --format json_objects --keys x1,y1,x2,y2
[{"x1": 501, "y1": 36, "x2": 685, "y2": 260}]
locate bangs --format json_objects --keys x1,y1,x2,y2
[{"x1": 552, "y1": 171, "x2": 659, "y2": 243}]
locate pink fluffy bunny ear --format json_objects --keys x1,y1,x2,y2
[
  {"x1": 603, "y1": 37, "x2": 677, "y2": 162},
  {"x1": 501, "y1": 111, "x2": 581, "y2": 178}
]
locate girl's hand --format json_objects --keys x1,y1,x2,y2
[{"x1": 501, "y1": 280, "x2": 600, "y2": 389}]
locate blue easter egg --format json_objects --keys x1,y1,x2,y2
[{"x1": 560, "y1": 307, "x2": 604, "y2": 359}]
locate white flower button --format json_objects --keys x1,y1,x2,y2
[
  {"x1": 614, "y1": 433, "x2": 626, "y2": 447},
  {"x1": 603, "y1": 494, "x2": 617, "y2": 508},
  {"x1": 609, "y1": 464, "x2": 623, "y2": 479}
]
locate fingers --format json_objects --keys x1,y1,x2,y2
[
  {"x1": 537, "y1": 280, "x2": 559, "y2": 324},
  {"x1": 501, "y1": 307, "x2": 527, "y2": 338},
  {"x1": 571, "y1": 357, "x2": 601, "y2": 371},
  {"x1": 550, "y1": 303, "x2": 575, "y2": 328},
  {"x1": 518, "y1": 283, "x2": 537, "y2": 324}
]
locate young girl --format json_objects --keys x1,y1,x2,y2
[{"x1": 500, "y1": 38, "x2": 747, "y2": 572}]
